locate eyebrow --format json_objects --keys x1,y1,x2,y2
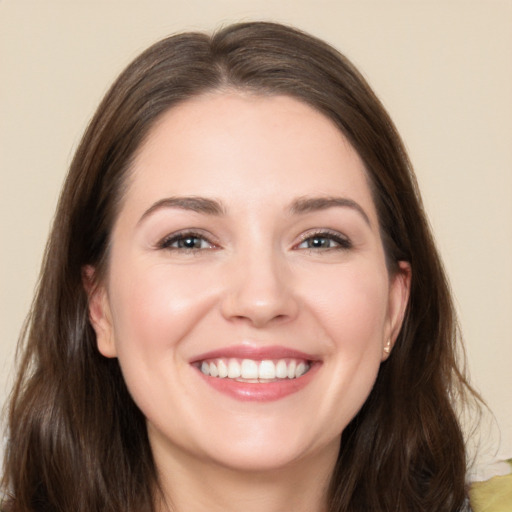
[
  {"x1": 138, "y1": 194, "x2": 371, "y2": 226},
  {"x1": 138, "y1": 196, "x2": 225, "y2": 224},
  {"x1": 289, "y1": 196, "x2": 371, "y2": 226}
]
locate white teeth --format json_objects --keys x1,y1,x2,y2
[
  {"x1": 259, "y1": 360, "x2": 276, "y2": 379},
  {"x1": 209, "y1": 362, "x2": 219, "y2": 377},
  {"x1": 287, "y1": 360, "x2": 296, "y2": 379},
  {"x1": 241, "y1": 359, "x2": 259, "y2": 379},
  {"x1": 295, "y1": 362, "x2": 307, "y2": 378},
  {"x1": 199, "y1": 358, "x2": 311, "y2": 381},
  {"x1": 217, "y1": 359, "x2": 228, "y2": 378},
  {"x1": 227, "y1": 359, "x2": 241, "y2": 379},
  {"x1": 276, "y1": 360, "x2": 288, "y2": 379}
]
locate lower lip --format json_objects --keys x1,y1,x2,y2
[{"x1": 194, "y1": 363, "x2": 320, "y2": 402}]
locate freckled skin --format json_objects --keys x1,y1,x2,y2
[{"x1": 89, "y1": 93, "x2": 410, "y2": 481}]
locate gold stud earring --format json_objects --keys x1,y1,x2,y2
[{"x1": 383, "y1": 340, "x2": 391, "y2": 354}]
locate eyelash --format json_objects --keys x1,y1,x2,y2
[
  {"x1": 157, "y1": 230, "x2": 217, "y2": 252},
  {"x1": 295, "y1": 230, "x2": 352, "y2": 251},
  {"x1": 157, "y1": 229, "x2": 351, "y2": 253}
]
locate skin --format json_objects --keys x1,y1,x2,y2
[{"x1": 87, "y1": 92, "x2": 410, "y2": 512}]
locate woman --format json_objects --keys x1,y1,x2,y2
[{"x1": 2, "y1": 21, "x2": 477, "y2": 511}]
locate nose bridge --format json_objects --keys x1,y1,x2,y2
[{"x1": 221, "y1": 239, "x2": 298, "y2": 326}]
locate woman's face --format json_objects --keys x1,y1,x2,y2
[{"x1": 88, "y1": 93, "x2": 410, "y2": 474}]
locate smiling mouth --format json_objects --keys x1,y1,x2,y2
[{"x1": 198, "y1": 358, "x2": 311, "y2": 382}]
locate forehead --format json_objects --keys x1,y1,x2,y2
[{"x1": 122, "y1": 92, "x2": 377, "y2": 220}]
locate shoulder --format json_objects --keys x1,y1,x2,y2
[{"x1": 469, "y1": 466, "x2": 512, "y2": 512}]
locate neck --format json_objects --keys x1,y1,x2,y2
[{"x1": 152, "y1": 439, "x2": 338, "y2": 512}]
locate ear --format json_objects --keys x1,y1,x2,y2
[
  {"x1": 382, "y1": 261, "x2": 411, "y2": 361},
  {"x1": 82, "y1": 265, "x2": 117, "y2": 358}
]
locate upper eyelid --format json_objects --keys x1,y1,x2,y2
[
  {"x1": 298, "y1": 228, "x2": 344, "y2": 237},
  {"x1": 291, "y1": 230, "x2": 352, "y2": 252},
  {"x1": 154, "y1": 227, "x2": 351, "y2": 249},
  {"x1": 295, "y1": 228, "x2": 350, "y2": 242},
  {"x1": 156, "y1": 229, "x2": 218, "y2": 249}
]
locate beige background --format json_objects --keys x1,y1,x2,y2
[{"x1": 1, "y1": 0, "x2": 511, "y2": 478}]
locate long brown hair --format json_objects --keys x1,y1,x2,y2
[{"x1": 2, "y1": 22, "x2": 477, "y2": 511}]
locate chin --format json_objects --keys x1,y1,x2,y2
[{"x1": 201, "y1": 437, "x2": 333, "y2": 474}]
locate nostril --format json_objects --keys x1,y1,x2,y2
[
  {"x1": 222, "y1": 297, "x2": 298, "y2": 328},
  {"x1": 219, "y1": 261, "x2": 299, "y2": 326}
]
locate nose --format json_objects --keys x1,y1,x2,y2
[{"x1": 220, "y1": 249, "x2": 299, "y2": 328}]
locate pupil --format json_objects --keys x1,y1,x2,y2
[
  {"x1": 182, "y1": 237, "x2": 199, "y2": 248},
  {"x1": 310, "y1": 237, "x2": 327, "y2": 248}
]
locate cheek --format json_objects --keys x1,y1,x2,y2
[
  {"x1": 303, "y1": 263, "x2": 390, "y2": 349},
  {"x1": 108, "y1": 262, "x2": 219, "y2": 360},
  {"x1": 105, "y1": 262, "x2": 222, "y2": 419},
  {"x1": 300, "y1": 264, "x2": 388, "y2": 423}
]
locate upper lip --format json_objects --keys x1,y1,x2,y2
[{"x1": 190, "y1": 344, "x2": 318, "y2": 363}]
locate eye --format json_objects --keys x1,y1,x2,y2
[
  {"x1": 296, "y1": 231, "x2": 352, "y2": 251},
  {"x1": 158, "y1": 231, "x2": 217, "y2": 251}
]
